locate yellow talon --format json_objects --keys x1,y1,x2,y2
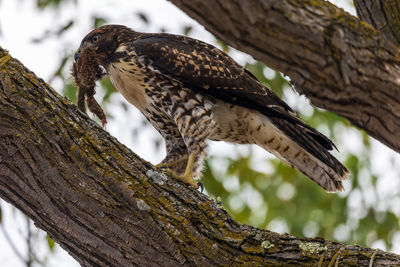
[
  {"x1": 180, "y1": 154, "x2": 199, "y2": 188},
  {"x1": 158, "y1": 154, "x2": 198, "y2": 188},
  {"x1": 0, "y1": 54, "x2": 11, "y2": 68},
  {"x1": 183, "y1": 153, "x2": 195, "y2": 179}
]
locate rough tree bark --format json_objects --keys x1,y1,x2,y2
[
  {"x1": 1, "y1": 47, "x2": 400, "y2": 265},
  {"x1": 168, "y1": 0, "x2": 400, "y2": 154},
  {"x1": 354, "y1": 0, "x2": 400, "y2": 46}
]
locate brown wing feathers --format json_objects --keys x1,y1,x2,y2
[{"x1": 132, "y1": 34, "x2": 340, "y2": 154}]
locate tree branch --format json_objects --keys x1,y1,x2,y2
[
  {"x1": 354, "y1": 0, "x2": 400, "y2": 46},
  {"x1": 0, "y1": 47, "x2": 400, "y2": 265},
  {"x1": 168, "y1": 0, "x2": 400, "y2": 154}
]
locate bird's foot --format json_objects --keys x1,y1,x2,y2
[
  {"x1": 156, "y1": 154, "x2": 201, "y2": 190},
  {"x1": 159, "y1": 167, "x2": 199, "y2": 189},
  {"x1": 155, "y1": 156, "x2": 187, "y2": 169}
]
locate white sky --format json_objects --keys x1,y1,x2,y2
[{"x1": 0, "y1": 0, "x2": 399, "y2": 266}]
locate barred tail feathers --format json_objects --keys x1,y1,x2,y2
[{"x1": 253, "y1": 114, "x2": 348, "y2": 192}]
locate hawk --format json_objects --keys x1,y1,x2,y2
[{"x1": 74, "y1": 24, "x2": 348, "y2": 192}]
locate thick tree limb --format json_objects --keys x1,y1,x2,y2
[
  {"x1": 1, "y1": 48, "x2": 400, "y2": 266},
  {"x1": 355, "y1": 0, "x2": 400, "y2": 46},
  {"x1": 168, "y1": 0, "x2": 400, "y2": 154}
]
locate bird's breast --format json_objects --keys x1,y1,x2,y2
[{"x1": 107, "y1": 61, "x2": 150, "y2": 112}]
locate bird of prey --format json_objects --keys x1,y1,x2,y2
[{"x1": 74, "y1": 24, "x2": 348, "y2": 192}]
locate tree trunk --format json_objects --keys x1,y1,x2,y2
[
  {"x1": 0, "y1": 47, "x2": 400, "y2": 266},
  {"x1": 168, "y1": 0, "x2": 400, "y2": 154}
]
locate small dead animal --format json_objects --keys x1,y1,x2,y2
[{"x1": 71, "y1": 47, "x2": 107, "y2": 126}]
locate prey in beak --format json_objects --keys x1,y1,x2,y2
[{"x1": 71, "y1": 47, "x2": 107, "y2": 127}]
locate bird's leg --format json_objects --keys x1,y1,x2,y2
[
  {"x1": 181, "y1": 153, "x2": 196, "y2": 184},
  {"x1": 180, "y1": 154, "x2": 205, "y2": 192},
  {"x1": 155, "y1": 156, "x2": 188, "y2": 169},
  {"x1": 156, "y1": 135, "x2": 189, "y2": 175},
  {"x1": 157, "y1": 144, "x2": 206, "y2": 189},
  {"x1": 156, "y1": 89, "x2": 213, "y2": 189},
  {"x1": 154, "y1": 130, "x2": 200, "y2": 187},
  {"x1": 161, "y1": 153, "x2": 199, "y2": 188},
  {"x1": 168, "y1": 141, "x2": 208, "y2": 189}
]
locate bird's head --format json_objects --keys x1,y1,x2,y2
[{"x1": 74, "y1": 24, "x2": 132, "y2": 66}]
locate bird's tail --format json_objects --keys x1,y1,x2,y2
[{"x1": 253, "y1": 114, "x2": 348, "y2": 192}]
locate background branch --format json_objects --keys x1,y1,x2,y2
[
  {"x1": 168, "y1": 0, "x2": 400, "y2": 154},
  {"x1": 354, "y1": 0, "x2": 400, "y2": 46}
]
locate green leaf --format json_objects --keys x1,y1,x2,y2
[
  {"x1": 137, "y1": 12, "x2": 150, "y2": 24},
  {"x1": 63, "y1": 82, "x2": 77, "y2": 102},
  {"x1": 56, "y1": 20, "x2": 74, "y2": 36},
  {"x1": 100, "y1": 78, "x2": 116, "y2": 103},
  {"x1": 183, "y1": 26, "x2": 192, "y2": 36},
  {"x1": 46, "y1": 234, "x2": 56, "y2": 251},
  {"x1": 36, "y1": 0, "x2": 70, "y2": 9},
  {"x1": 93, "y1": 17, "x2": 107, "y2": 28},
  {"x1": 215, "y1": 39, "x2": 230, "y2": 53}
]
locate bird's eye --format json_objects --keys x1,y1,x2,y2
[{"x1": 91, "y1": 35, "x2": 100, "y2": 43}]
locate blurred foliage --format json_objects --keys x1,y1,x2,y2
[
  {"x1": 0, "y1": 204, "x2": 53, "y2": 266},
  {"x1": 245, "y1": 61, "x2": 287, "y2": 97},
  {"x1": 46, "y1": 234, "x2": 56, "y2": 251},
  {"x1": 93, "y1": 17, "x2": 107, "y2": 28},
  {"x1": 0, "y1": 1, "x2": 399, "y2": 266},
  {"x1": 32, "y1": 20, "x2": 74, "y2": 43},
  {"x1": 215, "y1": 39, "x2": 230, "y2": 53},
  {"x1": 183, "y1": 26, "x2": 192, "y2": 36},
  {"x1": 136, "y1": 12, "x2": 150, "y2": 25},
  {"x1": 36, "y1": 0, "x2": 75, "y2": 9}
]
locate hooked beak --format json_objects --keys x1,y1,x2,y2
[{"x1": 74, "y1": 48, "x2": 81, "y2": 61}]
